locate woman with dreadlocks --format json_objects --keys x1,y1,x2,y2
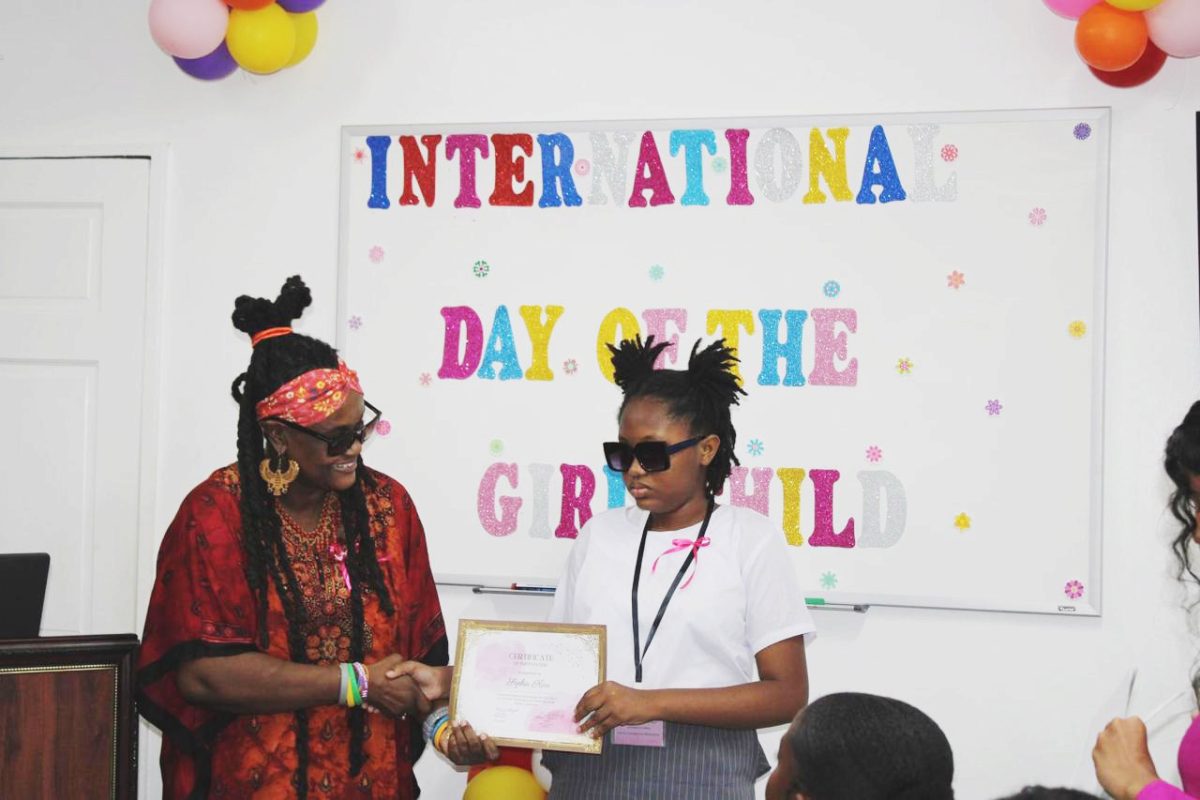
[
  {"x1": 137, "y1": 276, "x2": 447, "y2": 799},
  {"x1": 401, "y1": 335, "x2": 814, "y2": 798}
]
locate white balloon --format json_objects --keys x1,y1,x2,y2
[{"x1": 530, "y1": 749, "x2": 552, "y2": 792}]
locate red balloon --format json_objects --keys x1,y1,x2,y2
[
  {"x1": 226, "y1": 0, "x2": 275, "y2": 9},
  {"x1": 1089, "y1": 40, "x2": 1167, "y2": 86}
]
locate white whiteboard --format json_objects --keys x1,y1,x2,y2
[{"x1": 337, "y1": 108, "x2": 1108, "y2": 616}]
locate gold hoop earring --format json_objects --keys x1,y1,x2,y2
[{"x1": 260, "y1": 453, "x2": 299, "y2": 496}]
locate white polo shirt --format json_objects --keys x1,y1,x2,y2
[{"x1": 548, "y1": 504, "x2": 815, "y2": 691}]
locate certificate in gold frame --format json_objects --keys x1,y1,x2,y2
[{"x1": 449, "y1": 619, "x2": 606, "y2": 755}]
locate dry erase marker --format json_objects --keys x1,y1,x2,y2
[
  {"x1": 511, "y1": 583, "x2": 556, "y2": 593},
  {"x1": 805, "y1": 597, "x2": 826, "y2": 606}
]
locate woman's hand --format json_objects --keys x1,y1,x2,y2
[
  {"x1": 575, "y1": 681, "x2": 656, "y2": 739},
  {"x1": 366, "y1": 655, "x2": 431, "y2": 719},
  {"x1": 442, "y1": 720, "x2": 500, "y2": 766},
  {"x1": 1093, "y1": 716, "x2": 1160, "y2": 800}
]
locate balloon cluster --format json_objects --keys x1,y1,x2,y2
[
  {"x1": 148, "y1": 0, "x2": 325, "y2": 80},
  {"x1": 462, "y1": 748, "x2": 550, "y2": 800},
  {"x1": 1044, "y1": 0, "x2": 1200, "y2": 86}
]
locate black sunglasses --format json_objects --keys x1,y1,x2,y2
[
  {"x1": 266, "y1": 400, "x2": 382, "y2": 456},
  {"x1": 603, "y1": 436, "x2": 703, "y2": 473}
]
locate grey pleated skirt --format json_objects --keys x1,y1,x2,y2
[{"x1": 542, "y1": 722, "x2": 770, "y2": 800}]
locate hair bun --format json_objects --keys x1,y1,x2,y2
[
  {"x1": 686, "y1": 338, "x2": 747, "y2": 406},
  {"x1": 231, "y1": 275, "x2": 313, "y2": 337},
  {"x1": 608, "y1": 335, "x2": 670, "y2": 391}
]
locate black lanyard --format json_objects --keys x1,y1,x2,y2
[{"x1": 631, "y1": 498, "x2": 716, "y2": 684}]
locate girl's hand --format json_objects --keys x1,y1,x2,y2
[
  {"x1": 385, "y1": 662, "x2": 452, "y2": 703},
  {"x1": 443, "y1": 720, "x2": 500, "y2": 765},
  {"x1": 575, "y1": 681, "x2": 655, "y2": 739},
  {"x1": 1093, "y1": 716, "x2": 1160, "y2": 800},
  {"x1": 365, "y1": 656, "x2": 430, "y2": 719}
]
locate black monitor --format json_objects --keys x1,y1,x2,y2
[{"x1": 0, "y1": 553, "x2": 50, "y2": 639}]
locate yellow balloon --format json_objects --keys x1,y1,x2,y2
[
  {"x1": 226, "y1": 5, "x2": 296, "y2": 75},
  {"x1": 462, "y1": 766, "x2": 546, "y2": 800},
  {"x1": 1105, "y1": 0, "x2": 1163, "y2": 10},
  {"x1": 286, "y1": 12, "x2": 318, "y2": 67}
]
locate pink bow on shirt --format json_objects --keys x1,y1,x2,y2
[{"x1": 651, "y1": 536, "x2": 711, "y2": 590}]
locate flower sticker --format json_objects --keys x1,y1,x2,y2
[
  {"x1": 472, "y1": 260, "x2": 490, "y2": 278},
  {"x1": 866, "y1": 445, "x2": 883, "y2": 463},
  {"x1": 1068, "y1": 320, "x2": 1088, "y2": 339},
  {"x1": 563, "y1": 358, "x2": 579, "y2": 375},
  {"x1": 747, "y1": 438, "x2": 764, "y2": 457},
  {"x1": 348, "y1": 316, "x2": 363, "y2": 330},
  {"x1": 711, "y1": 156, "x2": 729, "y2": 173},
  {"x1": 947, "y1": 271, "x2": 965, "y2": 289},
  {"x1": 1074, "y1": 123, "x2": 1092, "y2": 141},
  {"x1": 941, "y1": 144, "x2": 959, "y2": 162},
  {"x1": 1064, "y1": 580, "x2": 1085, "y2": 599},
  {"x1": 574, "y1": 159, "x2": 591, "y2": 176},
  {"x1": 375, "y1": 419, "x2": 392, "y2": 436},
  {"x1": 418, "y1": 373, "x2": 432, "y2": 387},
  {"x1": 820, "y1": 572, "x2": 838, "y2": 590},
  {"x1": 896, "y1": 358, "x2": 914, "y2": 375},
  {"x1": 368, "y1": 245, "x2": 385, "y2": 263},
  {"x1": 986, "y1": 399, "x2": 1003, "y2": 416},
  {"x1": 823, "y1": 280, "x2": 841, "y2": 298},
  {"x1": 489, "y1": 439, "x2": 504, "y2": 455},
  {"x1": 954, "y1": 513, "x2": 971, "y2": 531},
  {"x1": 1029, "y1": 207, "x2": 1047, "y2": 226},
  {"x1": 648, "y1": 264, "x2": 665, "y2": 282}
]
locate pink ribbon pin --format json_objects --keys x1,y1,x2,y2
[
  {"x1": 328, "y1": 542, "x2": 388, "y2": 592},
  {"x1": 651, "y1": 536, "x2": 710, "y2": 590}
]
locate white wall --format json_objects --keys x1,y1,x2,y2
[{"x1": 3, "y1": 1, "x2": 1199, "y2": 798}]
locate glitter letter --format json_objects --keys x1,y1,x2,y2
[
  {"x1": 589, "y1": 131, "x2": 635, "y2": 206},
  {"x1": 445, "y1": 134, "x2": 490, "y2": 209},
  {"x1": 808, "y1": 469, "x2": 855, "y2": 548},
  {"x1": 477, "y1": 462, "x2": 520, "y2": 537},
  {"x1": 398, "y1": 134, "x2": 441, "y2": 207},
  {"x1": 856, "y1": 471, "x2": 907, "y2": 548},
  {"x1": 906, "y1": 125, "x2": 957, "y2": 202},
  {"x1": 603, "y1": 465, "x2": 626, "y2": 508},
  {"x1": 519, "y1": 304, "x2": 565, "y2": 381},
  {"x1": 803, "y1": 128, "x2": 853, "y2": 204},
  {"x1": 777, "y1": 468, "x2": 807, "y2": 546},
  {"x1": 438, "y1": 306, "x2": 483, "y2": 379},
  {"x1": 809, "y1": 309, "x2": 858, "y2": 386},
  {"x1": 556, "y1": 464, "x2": 595, "y2": 539},
  {"x1": 628, "y1": 132, "x2": 676, "y2": 207},
  {"x1": 753, "y1": 128, "x2": 803, "y2": 202},
  {"x1": 729, "y1": 466, "x2": 774, "y2": 516},
  {"x1": 856, "y1": 125, "x2": 907, "y2": 205},
  {"x1": 489, "y1": 133, "x2": 535, "y2": 207},
  {"x1": 477, "y1": 305, "x2": 524, "y2": 381},
  {"x1": 725, "y1": 129, "x2": 754, "y2": 205},
  {"x1": 757, "y1": 309, "x2": 807, "y2": 387},
  {"x1": 527, "y1": 463, "x2": 555, "y2": 539},
  {"x1": 366, "y1": 135, "x2": 391, "y2": 209},
  {"x1": 596, "y1": 307, "x2": 642, "y2": 383},
  {"x1": 669, "y1": 129, "x2": 717, "y2": 207},
  {"x1": 705, "y1": 309, "x2": 756, "y2": 384},
  {"x1": 641, "y1": 308, "x2": 688, "y2": 368},
  {"x1": 537, "y1": 133, "x2": 583, "y2": 208}
]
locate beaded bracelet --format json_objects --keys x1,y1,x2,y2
[{"x1": 352, "y1": 662, "x2": 369, "y2": 703}]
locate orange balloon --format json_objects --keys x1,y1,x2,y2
[
  {"x1": 227, "y1": 0, "x2": 275, "y2": 9},
  {"x1": 1075, "y1": 4, "x2": 1148, "y2": 71}
]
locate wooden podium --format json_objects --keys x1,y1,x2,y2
[{"x1": 0, "y1": 634, "x2": 139, "y2": 799}]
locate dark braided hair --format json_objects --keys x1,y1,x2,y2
[
  {"x1": 1165, "y1": 400, "x2": 1200, "y2": 589},
  {"x1": 229, "y1": 276, "x2": 394, "y2": 796},
  {"x1": 607, "y1": 335, "x2": 746, "y2": 497}
]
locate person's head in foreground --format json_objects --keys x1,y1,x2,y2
[{"x1": 766, "y1": 692, "x2": 954, "y2": 800}]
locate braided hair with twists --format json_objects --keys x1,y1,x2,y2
[
  {"x1": 229, "y1": 276, "x2": 393, "y2": 796},
  {"x1": 607, "y1": 335, "x2": 747, "y2": 497}
]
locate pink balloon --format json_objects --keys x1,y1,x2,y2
[
  {"x1": 1147, "y1": 0, "x2": 1200, "y2": 57},
  {"x1": 148, "y1": 0, "x2": 229, "y2": 60},
  {"x1": 1044, "y1": 0, "x2": 1103, "y2": 18}
]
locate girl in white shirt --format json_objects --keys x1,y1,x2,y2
[{"x1": 537, "y1": 335, "x2": 815, "y2": 799}]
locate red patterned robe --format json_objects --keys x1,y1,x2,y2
[{"x1": 138, "y1": 466, "x2": 447, "y2": 799}]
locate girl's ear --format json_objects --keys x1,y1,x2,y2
[{"x1": 698, "y1": 434, "x2": 721, "y2": 467}]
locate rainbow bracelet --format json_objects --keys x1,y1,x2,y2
[{"x1": 352, "y1": 662, "x2": 369, "y2": 704}]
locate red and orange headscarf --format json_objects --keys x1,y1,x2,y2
[{"x1": 251, "y1": 328, "x2": 364, "y2": 426}]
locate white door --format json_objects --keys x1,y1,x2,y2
[{"x1": 0, "y1": 157, "x2": 154, "y2": 636}]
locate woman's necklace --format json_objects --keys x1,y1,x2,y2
[{"x1": 276, "y1": 492, "x2": 341, "y2": 600}]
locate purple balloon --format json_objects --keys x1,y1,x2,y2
[
  {"x1": 173, "y1": 40, "x2": 237, "y2": 81},
  {"x1": 278, "y1": 0, "x2": 326, "y2": 11}
]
